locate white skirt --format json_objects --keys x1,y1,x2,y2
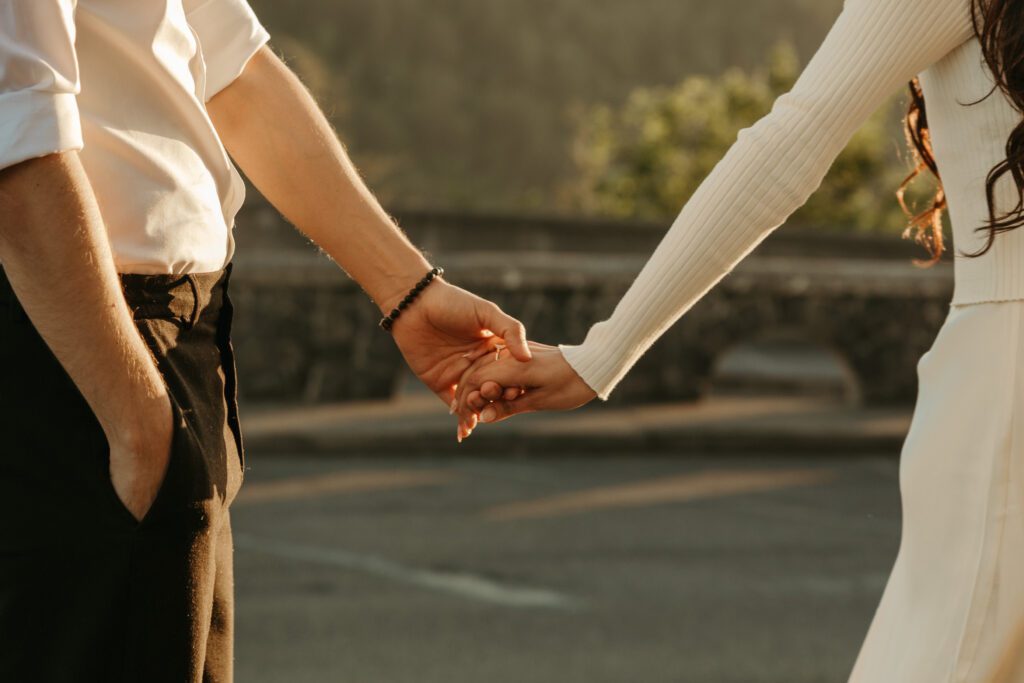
[{"x1": 848, "y1": 299, "x2": 1024, "y2": 682}]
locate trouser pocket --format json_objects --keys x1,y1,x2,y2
[
  {"x1": 100, "y1": 391, "x2": 200, "y2": 530},
  {"x1": 215, "y1": 264, "x2": 245, "y2": 477}
]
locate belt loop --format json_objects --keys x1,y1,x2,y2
[{"x1": 186, "y1": 274, "x2": 200, "y2": 330}]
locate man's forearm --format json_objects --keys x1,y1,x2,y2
[
  {"x1": 0, "y1": 152, "x2": 170, "y2": 448},
  {"x1": 207, "y1": 46, "x2": 431, "y2": 312}
]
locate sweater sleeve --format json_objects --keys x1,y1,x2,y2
[
  {"x1": 0, "y1": 0, "x2": 83, "y2": 171},
  {"x1": 558, "y1": 0, "x2": 975, "y2": 400}
]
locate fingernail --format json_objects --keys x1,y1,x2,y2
[
  {"x1": 449, "y1": 400, "x2": 457, "y2": 415},
  {"x1": 480, "y1": 406, "x2": 496, "y2": 423}
]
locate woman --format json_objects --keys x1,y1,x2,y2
[{"x1": 454, "y1": 0, "x2": 1024, "y2": 680}]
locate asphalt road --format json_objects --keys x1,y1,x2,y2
[{"x1": 232, "y1": 452, "x2": 902, "y2": 683}]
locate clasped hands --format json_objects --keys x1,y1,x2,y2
[
  {"x1": 450, "y1": 340, "x2": 598, "y2": 441},
  {"x1": 384, "y1": 277, "x2": 596, "y2": 442}
]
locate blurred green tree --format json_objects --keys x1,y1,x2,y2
[
  {"x1": 250, "y1": 0, "x2": 850, "y2": 213},
  {"x1": 571, "y1": 42, "x2": 938, "y2": 234}
]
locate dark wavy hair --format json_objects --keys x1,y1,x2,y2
[{"x1": 899, "y1": 0, "x2": 1024, "y2": 265}]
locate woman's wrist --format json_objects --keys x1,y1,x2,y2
[{"x1": 557, "y1": 342, "x2": 610, "y2": 401}]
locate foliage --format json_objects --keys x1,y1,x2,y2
[
  {"x1": 571, "y1": 42, "x2": 939, "y2": 234},
  {"x1": 250, "y1": 0, "x2": 849, "y2": 212}
]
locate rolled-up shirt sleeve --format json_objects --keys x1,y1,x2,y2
[
  {"x1": 185, "y1": 0, "x2": 270, "y2": 102},
  {"x1": 0, "y1": 1, "x2": 83, "y2": 171}
]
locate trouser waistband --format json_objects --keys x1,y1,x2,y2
[{"x1": 0, "y1": 262, "x2": 233, "y2": 328}]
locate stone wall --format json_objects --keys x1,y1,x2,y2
[{"x1": 229, "y1": 207, "x2": 954, "y2": 407}]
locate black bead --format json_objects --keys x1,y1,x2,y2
[{"x1": 379, "y1": 266, "x2": 443, "y2": 334}]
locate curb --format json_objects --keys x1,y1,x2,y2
[{"x1": 243, "y1": 426, "x2": 907, "y2": 458}]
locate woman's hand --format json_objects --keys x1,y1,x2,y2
[{"x1": 453, "y1": 342, "x2": 597, "y2": 441}]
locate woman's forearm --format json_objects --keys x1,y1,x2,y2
[
  {"x1": 558, "y1": 0, "x2": 973, "y2": 400},
  {"x1": 206, "y1": 46, "x2": 430, "y2": 312}
]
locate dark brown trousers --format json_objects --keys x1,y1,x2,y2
[{"x1": 0, "y1": 262, "x2": 245, "y2": 682}]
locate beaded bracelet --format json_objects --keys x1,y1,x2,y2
[{"x1": 378, "y1": 266, "x2": 445, "y2": 332}]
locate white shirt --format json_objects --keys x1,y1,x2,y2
[
  {"x1": 0, "y1": 0, "x2": 270, "y2": 274},
  {"x1": 560, "y1": 0, "x2": 1024, "y2": 399}
]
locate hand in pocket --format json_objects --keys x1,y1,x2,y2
[{"x1": 107, "y1": 394, "x2": 175, "y2": 522}]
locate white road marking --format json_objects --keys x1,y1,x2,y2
[{"x1": 234, "y1": 533, "x2": 583, "y2": 610}]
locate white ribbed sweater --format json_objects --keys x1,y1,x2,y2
[{"x1": 560, "y1": 0, "x2": 1024, "y2": 400}]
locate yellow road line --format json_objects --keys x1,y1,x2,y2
[
  {"x1": 484, "y1": 468, "x2": 836, "y2": 521},
  {"x1": 236, "y1": 469, "x2": 458, "y2": 505}
]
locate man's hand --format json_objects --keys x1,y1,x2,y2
[
  {"x1": 207, "y1": 48, "x2": 536, "y2": 421},
  {"x1": 0, "y1": 152, "x2": 180, "y2": 518},
  {"x1": 386, "y1": 278, "x2": 531, "y2": 411},
  {"x1": 107, "y1": 395, "x2": 174, "y2": 521},
  {"x1": 452, "y1": 342, "x2": 598, "y2": 440}
]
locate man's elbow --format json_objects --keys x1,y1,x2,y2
[
  {"x1": 0, "y1": 151, "x2": 80, "y2": 242},
  {"x1": 0, "y1": 151, "x2": 70, "y2": 200}
]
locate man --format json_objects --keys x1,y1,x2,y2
[{"x1": 0, "y1": 1, "x2": 529, "y2": 680}]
